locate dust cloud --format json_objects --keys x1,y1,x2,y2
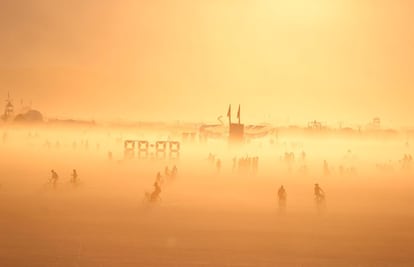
[{"x1": 0, "y1": 124, "x2": 413, "y2": 267}]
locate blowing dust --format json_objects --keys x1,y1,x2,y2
[{"x1": 0, "y1": 125, "x2": 413, "y2": 267}]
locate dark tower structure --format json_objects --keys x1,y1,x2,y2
[
  {"x1": 227, "y1": 104, "x2": 244, "y2": 145},
  {"x1": 3, "y1": 92, "x2": 14, "y2": 121}
]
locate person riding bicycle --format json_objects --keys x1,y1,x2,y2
[
  {"x1": 156, "y1": 172, "x2": 163, "y2": 184},
  {"x1": 164, "y1": 166, "x2": 170, "y2": 177},
  {"x1": 314, "y1": 183, "x2": 325, "y2": 202},
  {"x1": 278, "y1": 185, "x2": 287, "y2": 202},
  {"x1": 171, "y1": 165, "x2": 178, "y2": 178},
  {"x1": 50, "y1": 170, "x2": 59, "y2": 185},
  {"x1": 71, "y1": 169, "x2": 78, "y2": 184},
  {"x1": 150, "y1": 180, "x2": 161, "y2": 202}
]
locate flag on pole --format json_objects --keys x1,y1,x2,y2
[{"x1": 237, "y1": 104, "x2": 240, "y2": 124}]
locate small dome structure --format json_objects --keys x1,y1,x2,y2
[{"x1": 14, "y1": 109, "x2": 43, "y2": 123}]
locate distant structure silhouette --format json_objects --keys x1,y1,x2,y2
[
  {"x1": 2, "y1": 92, "x2": 14, "y2": 121},
  {"x1": 308, "y1": 120, "x2": 323, "y2": 130},
  {"x1": 368, "y1": 117, "x2": 381, "y2": 130},
  {"x1": 228, "y1": 104, "x2": 244, "y2": 145},
  {"x1": 14, "y1": 109, "x2": 43, "y2": 123}
]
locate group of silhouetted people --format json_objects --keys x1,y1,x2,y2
[
  {"x1": 44, "y1": 140, "x2": 61, "y2": 150},
  {"x1": 402, "y1": 154, "x2": 413, "y2": 170},
  {"x1": 208, "y1": 153, "x2": 216, "y2": 165},
  {"x1": 284, "y1": 152, "x2": 295, "y2": 163},
  {"x1": 146, "y1": 166, "x2": 178, "y2": 203},
  {"x1": 374, "y1": 154, "x2": 413, "y2": 173},
  {"x1": 283, "y1": 152, "x2": 295, "y2": 173},
  {"x1": 49, "y1": 169, "x2": 79, "y2": 187},
  {"x1": 277, "y1": 184, "x2": 325, "y2": 210},
  {"x1": 164, "y1": 165, "x2": 178, "y2": 179},
  {"x1": 338, "y1": 165, "x2": 357, "y2": 176},
  {"x1": 207, "y1": 153, "x2": 221, "y2": 173},
  {"x1": 233, "y1": 156, "x2": 259, "y2": 174},
  {"x1": 208, "y1": 153, "x2": 222, "y2": 174}
]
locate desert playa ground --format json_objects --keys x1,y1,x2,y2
[{"x1": 0, "y1": 126, "x2": 413, "y2": 267}]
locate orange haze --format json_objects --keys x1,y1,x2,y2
[{"x1": 1, "y1": 0, "x2": 413, "y2": 126}]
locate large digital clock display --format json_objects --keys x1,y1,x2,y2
[{"x1": 124, "y1": 140, "x2": 180, "y2": 160}]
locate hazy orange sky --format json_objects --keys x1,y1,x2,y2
[{"x1": 0, "y1": 0, "x2": 413, "y2": 127}]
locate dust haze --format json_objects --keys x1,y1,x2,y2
[
  {"x1": 2, "y1": 0, "x2": 414, "y2": 266},
  {"x1": 1, "y1": 123, "x2": 413, "y2": 267}
]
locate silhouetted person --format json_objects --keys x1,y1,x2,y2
[
  {"x1": 323, "y1": 160, "x2": 330, "y2": 176},
  {"x1": 301, "y1": 151, "x2": 306, "y2": 161},
  {"x1": 298, "y1": 164, "x2": 308, "y2": 175},
  {"x1": 50, "y1": 170, "x2": 59, "y2": 186},
  {"x1": 164, "y1": 166, "x2": 170, "y2": 177},
  {"x1": 216, "y1": 159, "x2": 221, "y2": 173},
  {"x1": 402, "y1": 154, "x2": 412, "y2": 170},
  {"x1": 156, "y1": 172, "x2": 163, "y2": 184},
  {"x1": 71, "y1": 169, "x2": 78, "y2": 184},
  {"x1": 150, "y1": 180, "x2": 161, "y2": 202},
  {"x1": 278, "y1": 185, "x2": 287, "y2": 208},
  {"x1": 314, "y1": 183, "x2": 325, "y2": 202},
  {"x1": 171, "y1": 165, "x2": 178, "y2": 178},
  {"x1": 208, "y1": 153, "x2": 215, "y2": 165}
]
